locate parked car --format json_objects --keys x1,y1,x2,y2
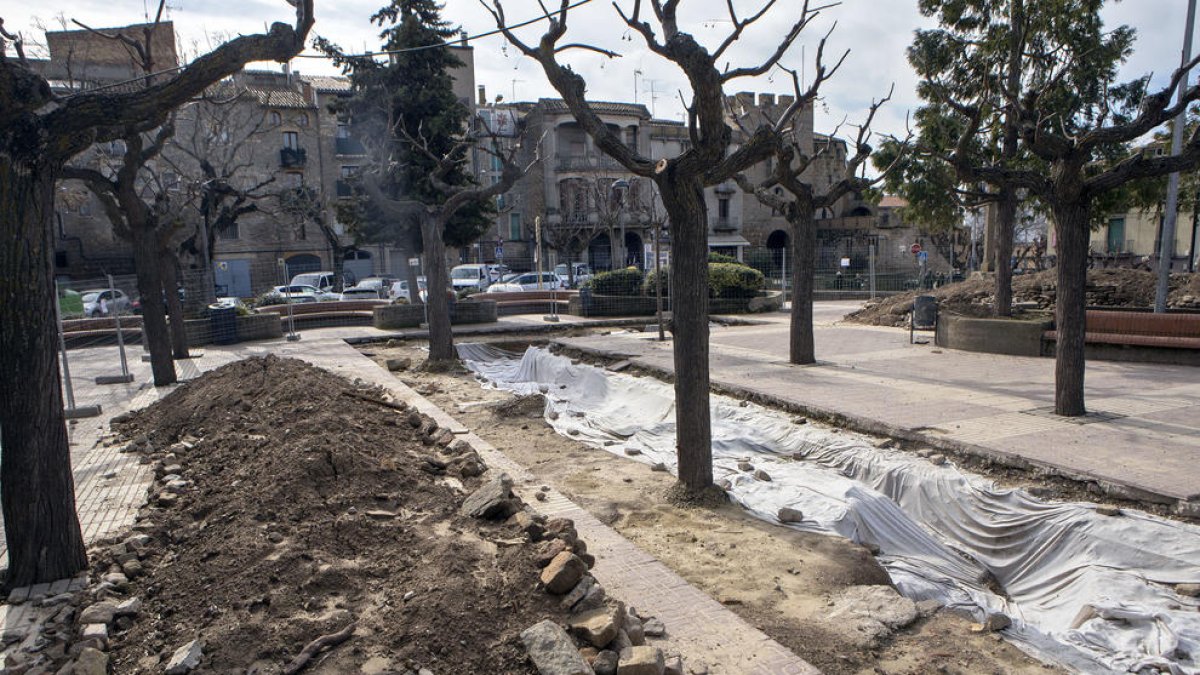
[
  {"x1": 81, "y1": 289, "x2": 132, "y2": 317},
  {"x1": 450, "y1": 264, "x2": 494, "y2": 292},
  {"x1": 389, "y1": 277, "x2": 428, "y2": 302},
  {"x1": 340, "y1": 287, "x2": 387, "y2": 301},
  {"x1": 289, "y1": 271, "x2": 340, "y2": 293},
  {"x1": 213, "y1": 297, "x2": 248, "y2": 312},
  {"x1": 270, "y1": 284, "x2": 336, "y2": 303},
  {"x1": 486, "y1": 272, "x2": 563, "y2": 293},
  {"x1": 349, "y1": 276, "x2": 398, "y2": 299},
  {"x1": 554, "y1": 263, "x2": 592, "y2": 287}
]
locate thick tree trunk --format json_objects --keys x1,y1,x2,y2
[
  {"x1": 0, "y1": 156, "x2": 89, "y2": 588},
  {"x1": 131, "y1": 224, "x2": 176, "y2": 386},
  {"x1": 421, "y1": 217, "x2": 455, "y2": 362},
  {"x1": 160, "y1": 253, "x2": 190, "y2": 359},
  {"x1": 1051, "y1": 200, "x2": 1090, "y2": 416},
  {"x1": 995, "y1": 188, "x2": 1017, "y2": 316},
  {"x1": 789, "y1": 201, "x2": 818, "y2": 365},
  {"x1": 658, "y1": 177, "x2": 713, "y2": 493}
]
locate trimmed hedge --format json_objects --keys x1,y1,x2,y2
[
  {"x1": 586, "y1": 268, "x2": 645, "y2": 296},
  {"x1": 709, "y1": 262, "x2": 765, "y2": 299},
  {"x1": 708, "y1": 251, "x2": 738, "y2": 264},
  {"x1": 642, "y1": 262, "x2": 765, "y2": 299}
]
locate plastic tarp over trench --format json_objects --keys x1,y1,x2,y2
[{"x1": 458, "y1": 343, "x2": 1200, "y2": 674}]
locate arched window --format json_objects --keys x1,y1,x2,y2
[
  {"x1": 297, "y1": 112, "x2": 309, "y2": 127},
  {"x1": 269, "y1": 111, "x2": 281, "y2": 126}
]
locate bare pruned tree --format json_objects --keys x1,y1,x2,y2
[
  {"x1": 738, "y1": 81, "x2": 908, "y2": 365},
  {"x1": 362, "y1": 125, "x2": 539, "y2": 362},
  {"x1": 165, "y1": 85, "x2": 279, "y2": 311},
  {"x1": 484, "y1": 0, "x2": 825, "y2": 495},
  {"x1": 0, "y1": 0, "x2": 313, "y2": 587}
]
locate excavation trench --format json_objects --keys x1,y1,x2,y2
[{"x1": 457, "y1": 342, "x2": 1200, "y2": 674}]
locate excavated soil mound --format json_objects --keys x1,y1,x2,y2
[
  {"x1": 847, "y1": 268, "x2": 1200, "y2": 327},
  {"x1": 107, "y1": 355, "x2": 559, "y2": 674}
]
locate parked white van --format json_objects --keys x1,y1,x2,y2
[{"x1": 449, "y1": 264, "x2": 493, "y2": 291}]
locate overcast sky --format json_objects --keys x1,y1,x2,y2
[{"x1": 11, "y1": 0, "x2": 1195, "y2": 141}]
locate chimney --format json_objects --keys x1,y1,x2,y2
[
  {"x1": 734, "y1": 92, "x2": 755, "y2": 113},
  {"x1": 758, "y1": 93, "x2": 776, "y2": 107},
  {"x1": 460, "y1": 30, "x2": 468, "y2": 47},
  {"x1": 778, "y1": 95, "x2": 795, "y2": 109},
  {"x1": 478, "y1": 85, "x2": 487, "y2": 107}
]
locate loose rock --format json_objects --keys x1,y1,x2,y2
[
  {"x1": 777, "y1": 507, "x2": 804, "y2": 524},
  {"x1": 617, "y1": 645, "x2": 665, "y2": 675},
  {"x1": 73, "y1": 647, "x2": 109, "y2": 675},
  {"x1": 520, "y1": 620, "x2": 593, "y2": 675},
  {"x1": 541, "y1": 552, "x2": 588, "y2": 594},
  {"x1": 164, "y1": 639, "x2": 204, "y2": 674},
  {"x1": 460, "y1": 474, "x2": 518, "y2": 520},
  {"x1": 593, "y1": 650, "x2": 619, "y2": 675},
  {"x1": 569, "y1": 605, "x2": 624, "y2": 648}
]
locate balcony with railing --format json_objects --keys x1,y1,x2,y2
[
  {"x1": 280, "y1": 147, "x2": 307, "y2": 168},
  {"x1": 711, "y1": 216, "x2": 740, "y2": 233}
]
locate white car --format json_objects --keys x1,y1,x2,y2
[
  {"x1": 81, "y1": 289, "x2": 132, "y2": 317},
  {"x1": 270, "y1": 285, "x2": 336, "y2": 303},
  {"x1": 348, "y1": 276, "x2": 397, "y2": 299},
  {"x1": 389, "y1": 277, "x2": 428, "y2": 302},
  {"x1": 486, "y1": 272, "x2": 563, "y2": 293},
  {"x1": 554, "y1": 263, "x2": 592, "y2": 287},
  {"x1": 339, "y1": 287, "x2": 387, "y2": 301},
  {"x1": 289, "y1": 271, "x2": 339, "y2": 293}
]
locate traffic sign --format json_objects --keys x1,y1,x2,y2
[
  {"x1": 910, "y1": 243, "x2": 923, "y2": 255},
  {"x1": 917, "y1": 250, "x2": 929, "y2": 264}
]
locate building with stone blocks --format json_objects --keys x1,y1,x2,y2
[{"x1": 38, "y1": 18, "x2": 478, "y2": 297}]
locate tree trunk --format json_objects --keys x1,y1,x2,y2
[
  {"x1": 1051, "y1": 200, "x2": 1090, "y2": 417},
  {"x1": 421, "y1": 217, "x2": 455, "y2": 362},
  {"x1": 160, "y1": 252, "x2": 190, "y2": 359},
  {"x1": 0, "y1": 155, "x2": 89, "y2": 588},
  {"x1": 131, "y1": 223, "x2": 177, "y2": 386},
  {"x1": 789, "y1": 201, "x2": 818, "y2": 365},
  {"x1": 657, "y1": 176, "x2": 713, "y2": 493},
  {"x1": 994, "y1": 187, "x2": 1017, "y2": 316}
]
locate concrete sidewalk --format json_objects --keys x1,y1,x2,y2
[
  {"x1": 556, "y1": 302, "x2": 1200, "y2": 511},
  {"x1": 9, "y1": 321, "x2": 815, "y2": 674}
]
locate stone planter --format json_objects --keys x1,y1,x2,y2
[
  {"x1": 935, "y1": 314, "x2": 1052, "y2": 357},
  {"x1": 374, "y1": 300, "x2": 499, "y2": 329},
  {"x1": 237, "y1": 313, "x2": 283, "y2": 342},
  {"x1": 450, "y1": 299, "x2": 498, "y2": 325},
  {"x1": 373, "y1": 303, "x2": 424, "y2": 330}
]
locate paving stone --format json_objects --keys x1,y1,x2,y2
[
  {"x1": 81, "y1": 623, "x2": 108, "y2": 641},
  {"x1": 78, "y1": 602, "x2": 118, "y2": 625}
]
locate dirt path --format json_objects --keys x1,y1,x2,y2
[{"x1": 366, "y1": 342, "x2": 1058, "y2": 675}]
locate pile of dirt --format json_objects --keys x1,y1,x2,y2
[
  {"x1": 101, "y1": 355, "x2": 567, "y2": 674},
  {"x1": 847, "y1": 268, "x2": 1200, "y2": 327}
]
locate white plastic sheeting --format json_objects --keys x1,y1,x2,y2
[{"x1": 459, "y1": 343, "x2": 1200, "y2": 674}]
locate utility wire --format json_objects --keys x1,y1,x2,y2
[{"x1": 62, "y1": 0, "x2": 596, "y2": 97}]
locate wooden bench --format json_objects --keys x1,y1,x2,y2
[
  {"x1": 1044, "y1": 310, "x2": 1200, "y2": 350},
  {"x1": 481, "y1": 290, "x2": 573, "y2": 316}
]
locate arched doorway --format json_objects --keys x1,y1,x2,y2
[
  {"x1": 588, "y1": 233, "x2": 612, "y2": 272},
  {"x1": 285, "y1": 254, "x2": 322, "y2": 282},
  {"x1": 624, "y1": 231, "x2": 644, "y2": 269},
  {"x1": 848, "y1": 205, "x2": 872, "y2": 218},
  {"x1": 766, "y1": 229, "x2": 789, "y2": 280}
]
